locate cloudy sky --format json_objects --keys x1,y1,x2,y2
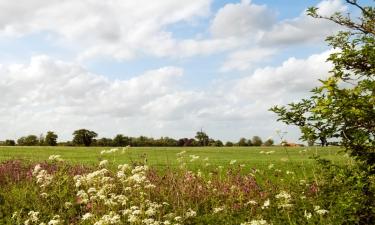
[{"x1": 0, "y1": 0, "x2": 367, "y2": 142}]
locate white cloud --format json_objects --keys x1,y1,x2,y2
[
  {"x1": 210, "y1": 0, "x2": 275, "y2": 39},
  {"x1": 0, "y1": 50, "x2": 333, "y2": 142},
  {"x1": 220, "y1": 47, "x2": 276, "y2": 72},
  {"x1": 260, "y1": 0, "x2": 346, "y2": 46},
  {"x1": 0, "y1": 0, "x2": 241, "y2": 60}
]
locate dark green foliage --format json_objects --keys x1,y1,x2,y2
[
  {"x1": 17, "y1": 135, "x2": 39, "y2": 146},
  {"x1": 251, "y1": 136, "x2": 262, "y2": 146},
  {"x1": 263, "y1": 139, "x2": 274, "y2": 146},
  {"x1": 45, "y1": 131, "x2": 58, "y2": 146},
  {"x1": 72, "y1": 129, "x2": 98, "y2": 147},
  {"x1": 195, "y1": 130, "x2": 209, "y2": 146}
]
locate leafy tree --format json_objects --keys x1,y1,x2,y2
[
  {"x1": 45, "y1": 131, "x2": 58, "y2": 146},
  {"x1": 113, "y1": 134, "x2": 130, "y2": 147},
  {"x1": 238, "y1": 138, "x2": 248, "y2": 146},
  {"x1": 17, "y1": 135, "x2": 39, "y2": 146},
  {"x1": 246, "y1": 139, "x2": 253, "y2": 146},
  {"x1": 225, "y1": 141, "x2": 234, "y2": 147},
  {"x1": 4, "y1": 140, "x2": 15, "y2": 146},
  {"x1": 251, "y1": 136, "x2": 263, "y2": 146},
  {"x1": 213, "y1": 140, "x2": 224, "y2": 147},
  {"x1": 195, "y1": 130, "x2": 209, "y2": 146},
  {"x1": 271, "y1": 1, "x2": 375, "y2": 168},
  {"x1": 72, "y1": 129, "x2": 98, "y2": 146},
  {"x1": 270, "y1": 1, "x2": 374, "y2": 223},
  {"x1": 263, "y1": 138, "x2": 274, "y2": 146}
]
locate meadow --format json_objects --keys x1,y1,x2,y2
[{"x1": 1, "y1": 145, "x2": 367, "y2": 225}]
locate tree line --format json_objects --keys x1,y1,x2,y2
[{"x1": 0, "y1": 129, "x2": 275, "y2": 147}]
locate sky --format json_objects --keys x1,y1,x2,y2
[{"x1": 0, "y1": 0, "x2": 368, "y2": 143}]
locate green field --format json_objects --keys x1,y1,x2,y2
[{"x1": 0, "y1": 146, "x2": 348, "y2": 170}]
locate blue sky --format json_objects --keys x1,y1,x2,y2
[{"x1": 0, "y1": 0, "x2": 367, "y2": 142}]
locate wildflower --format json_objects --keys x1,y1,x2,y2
[
  {"x1": 82, "y1": 213, "x2": 93, "y2": 221},
  {"x1": 174, "y1": 216, "x2": 182, "y2": 222},
  {"x1": 176, "y1": 151, "x2": 186, "y2": 156},
  {"x1": 314, "y1": 205, "x2": 329, "y2": 215},
  {"x1": 213, "y1": 206, "x2": 225, "y2": 214},
  {"x1": 275, "y1": 191, "x2": 291, "y2": 200},
  {"x1": 99, "y1": 160, "x2": 108, "y2": 167},
  {"x1": 28, "y1": 211, "x2": 39, "y2": 222},
  {"x1": 286, "y1": 170, "x2": 294, "y2": 175},
  {"x1": 304, "y1": 210, "x2": 312, "y2": 219},
  {"x1": 64, "y1": 202, "x2": 72, "y2": 209},
  {"x1": 245, "y1": 200, "x2": 257, "y2": 206},
  {"x1": 261, "y1": 199, "x2": 270, "y2": 209},
  {"x1": 241, "y1": 219, "x2": 268, "y2": 225},
  {"x1": 48, "y1": 215, "x2": 61, "y2": 225},
  {"x1": 48, "y1": 155, "x2": 63, "y2": 162},
  {"x1": 185, "y1": 208, "x2": 196, "y2": 218},
  {"x1": 229, "y1": 160, "x2": 237, "y2": 165},
  {"x1": 268, "y1": 164, "x2": 274, "y2": 169},
  {"x1": 40, "y1": 192, "x2": 48, "y2": 198},
  {"x1": 189, "y1": 155, "x2": 200, "y2": 162}
]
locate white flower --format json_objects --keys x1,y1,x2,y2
[
  {"x1": 27, "y1": 211, "x2": 39, "y2": 222},
  {"x1": 185, "y1": 208, "x2": 196, "y2": 218},
  {"x1": 82, "y1": 213, "x2": 93, "y2": 221},
  {"x1": 48, "y1": 155, "x2": 63, "y2": 162},
  {"x1": 229, "y1": 160, "x2": 237, "y2": 165},
  {"x1": 99, "y1": 160, "x2": 108, "y2": 167},
  {"x1": 304, "y1": 210, "x2": 312, "y2": 219},
  {"x1": 245, "y1": 200, "x2": 257, "y2": 206},
  {"x1": 275, "y1": 191, "x2": 291, "y2": 200},
  {"x1": 261, "y1": 199, "x2": 270, "y2": 209},
  {"x1": 213, "y1": 206, "x2": 224, "y2": 214},
  {"x1": 268, "y1": 164, "x2": 274, "y2": 169},
  {"x1": 316, "y1": 209, "x2": 329, "y2": 215}
]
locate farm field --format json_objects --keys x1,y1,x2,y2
[{"x1": 0, "y1": 146, "x2": 347, "y2": 170}]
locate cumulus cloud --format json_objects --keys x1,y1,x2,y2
[
  {"x1": 0, "y1": 0, "x2": 240, "y2": 60},
  {"x1": 260, "y1": 0, "x2": 346, "y2": 46},
  {"x1": 210, "y1": 0, "x2": 275, "y2": 39},
  {"x1": 220, "y1": 47, "x2": 277, "y2": 72},
  {"x1": 0, "y1": 50, "x2": 333, "y2": 142}
]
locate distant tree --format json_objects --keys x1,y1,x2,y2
[
  {"x1": 38, "y1": 134, "x2": 45, "y2": 146},
  {"x1": 195, "y1": 130, "x2": 209, "y2": 146},
  {"x1": 225, "y1": 141, "x2": 234, "y2": 147},
  {"x1": 17, "y1": 135, "x2": 39, "y2": 146},
  {"x1": 263, "y1": 138, "x2": 274, "y2": 146},
  {"x1": 4, "y1": 140, "x2": 15, "y2": 146},
  {"x1": 252, "y1": 136, "x2": 263, "y2": 146},
  {"x1": 238, "y1": 137, "x2": 248, "y2": 146},
  {"x1": 113, "y1": 134, "x2": 130, "y2": 147},
  {"x1": 214, "y1": 140, "x2": 224, "y2": 147},
  {"x1": 72, "y1": 129, "x2": 98, "y2": 146},
  {"x1": 45, "y1": 131, "x2": 58, "y2": 146},
  {"x1": 246, "y1": 139, "x2": 253, "y2": 146},
  {"x1": 96, "y1": 138, "x2": 113, "y2": 147}
]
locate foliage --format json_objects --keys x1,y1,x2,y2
[
  {"x1": 195, "y1": 130, "x2": 209, "y2": 146},
  {"x1": 270, "y1": 1, "x2": 375, "y2": 169},
  {"x1": 251, "y1": 136, "x2": 263, "y2": 146},
  {"x1": 45, "y1": 131, "x2": 58, "y2": 146},
  {"x1": 72, "y1": 129, "x2": 98, "y2": 147},
  {"x1": 263, "y1": 139, "x2": 274, "y2": 146},
  {"x1": 17, "y1": 135, "x2": 39, "y2": 146}
]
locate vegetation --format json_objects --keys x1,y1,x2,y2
[{"x1": 271, "y1": 1, "x2": 375, "y2": 223}]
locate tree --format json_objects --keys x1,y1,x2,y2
[
  {"x1": 251, "y1": 136, "x2": 263, "y2": 146},
  {"x1": 225, "y1": 141, "x2": 234, "y2": 147},
  {"x1": 238, "y1": 137, "x2": 248, "y2": 146},
  {"x1": 17, "y1": 135, "x2": 39, "y2": 146},
  {"x1": 72, "y1": 129, "x2": 98, "y2": 146},
  {"x1": 4, "y1": 140, "x2": 15, "y2": 146},
  {"x1": 270, "y1": 2, "x2": 374, "y2": 222},
  {"x1": 45, "y1": 131, "x2": 58, "y2": 146},
  {"x1": 263, "y1": 138, "x2": 274, "y2": 146},
  {"x1": 270, "y1": 1, "x2": 374, "y2": 168},
  {"x1": 113, "y1": 134, "x2": 130, "y2": 147},
  {"x1": 195, "y1": 130, "x2": 209, "y2": 146}
]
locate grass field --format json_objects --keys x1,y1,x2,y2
[
  {"x1": 1, "y1": 146, "x2": 367, "y2": 224},
  {"x1": 0, "y1": 145, "x2": 348, "y2": 172}
]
